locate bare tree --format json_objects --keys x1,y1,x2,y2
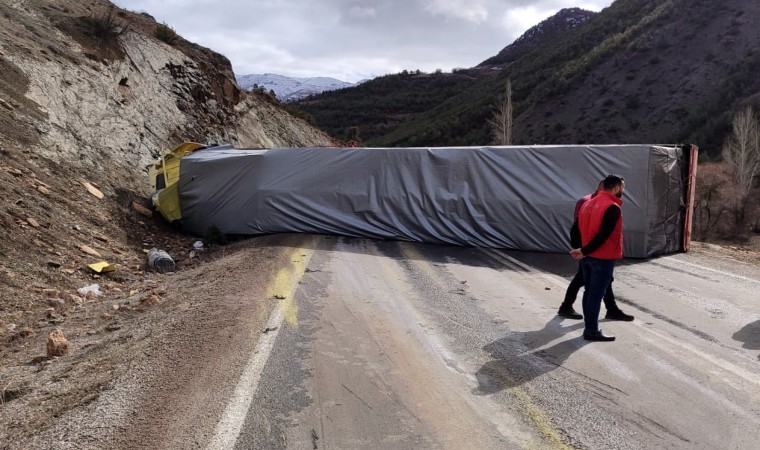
[
  {"x1": 694, "y1": 164, "x2": 728, "y2": 240},
  {"x1": 489, "y1": 79, "x2": 513, "y2": 145},
  {"x1": 723, "y1": 106, "x2": 760, "y2": 222}
]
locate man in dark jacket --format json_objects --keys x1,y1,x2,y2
[
  {"x1": 570, "y1": 175, "x2": 626, "y2": 341},
  {"x1": 558, "y1": 181, "x2": 633, "y2": 322}
]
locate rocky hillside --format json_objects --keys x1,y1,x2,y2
[
  {"x1": 478, "y1": 8, "x2": 596, "y2": 68},
  {"x1": 0, "y1": 0, "x2": 333, "y2": 438},
  {"x1": 0, "y1": 1, "x2": 333, "y2": 172}
]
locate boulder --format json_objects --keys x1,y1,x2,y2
[{"x1": 47, "y1": 328, "x2": 69, "y2": 357}]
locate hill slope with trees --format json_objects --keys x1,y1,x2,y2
[{"x1": 298, "y1": 0, "x2": 760, "y2": 158}]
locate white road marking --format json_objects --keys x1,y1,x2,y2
[
  {"x1": 207, "y1": 246, "x2": 314, "y2": 450},
  {"x1": 206, "y1": 306, "x2": 285, "y2": 450},
  {"x1": 659, "y1": 256, "x2": 760, "y2": 284}
]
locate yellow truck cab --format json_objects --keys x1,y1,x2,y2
[{"x1": 147, "y1": 142, "x2": 205, "y2": 222}]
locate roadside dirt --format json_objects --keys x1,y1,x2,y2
[
  {"x1": 0, "y1": 150, "x2": 198, "y2": 446},
  {"x1": 690, "y1": 239, "x2": 760, "y2": 265},
  {"x1": 1, "y1": 232, "x2": 312, "y2": 449},
  {"x1": 103, "y1": 234, "x2": 315, "y2": 450}
]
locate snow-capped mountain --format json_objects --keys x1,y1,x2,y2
[{"x1": 237, "y1": 73, "x2": 356, "y2": 101}]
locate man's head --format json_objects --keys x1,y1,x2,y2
[{"x1": 602, "y1": 174, "x2": 625, "y2": 198}]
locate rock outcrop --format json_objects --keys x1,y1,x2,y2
[{"x1": 0, "y1": 0, "x2": 333, "y2": 185}]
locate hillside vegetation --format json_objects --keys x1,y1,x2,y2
[
  {"x1": 297, "y1": 0, "x2": 760, "y2": 158},
  {"x1": 298, "y1": 70, "x2": 484, "y2": 143}
]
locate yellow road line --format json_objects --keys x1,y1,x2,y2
[
  {"x1": 267, "y1": 246, "x2": 315, "y2": 329},
  {"x1": 512, "y1": 386, "x2": 571, "y2": 450}
]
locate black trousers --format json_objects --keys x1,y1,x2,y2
[{"x1": 561, "y1": 262, "x2": 618, "y2": 311}]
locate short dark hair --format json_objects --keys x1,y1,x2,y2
[{"x1": 602, "y1": 174, "x2": 624, "y2": 190}]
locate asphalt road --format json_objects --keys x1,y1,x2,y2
[{"x1": 201, "y1": 236, "x2": 760, "y2": 449}]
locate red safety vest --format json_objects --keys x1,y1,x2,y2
[{"x1": 579, "y1": 191, "x2": 623, "y2": 260}]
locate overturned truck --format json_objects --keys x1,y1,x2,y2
[{"x1": 149, "y1": 143, "x2": 698, "y2": 258}]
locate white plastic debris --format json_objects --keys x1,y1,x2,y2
[
  {"x1": 192, "y1": 241, "x2": 204, "y2": 250},
  {"x1": 77, "y1": 283, "x2": 101, "y2": 297},
  {"x1": 5, "y1": 323, "x2": 16, "y2": 332}
]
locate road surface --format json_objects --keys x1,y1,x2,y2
[{"x1": 116, "y1": 234, "x2": 760, "y2": 449}]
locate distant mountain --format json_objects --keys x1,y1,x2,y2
[
  {"x1": 295, "y1": 7, "x2": 597, "y2": 143},
  {"x1": 478, "y1": 8, "x2": 596, "y2": 67},
  {"x1": 298, "y1": 0, "x2": 760, "y2": 155},
  {"x1": 236, "y1": 73, "x2": 355, "y2": 101}
]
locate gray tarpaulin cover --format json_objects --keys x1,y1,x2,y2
[{"x1": 178, "y1": 145, "x2": 688, "y2": 258}]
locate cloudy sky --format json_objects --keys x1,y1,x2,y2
[{"x1": 113, "y1": 0, "x2": 613, "y2": 83}]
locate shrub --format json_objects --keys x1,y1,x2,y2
[
  {"x1": 694, "y1": 163, "x2": 729, "y2": 240},
  {"x1": 204, "y1": 225, "x2": 228, "y2": 246},
  {"x1": 155, "y1": 22, "x2": 179, "y2": 45},
  {"x1": 82, "y1": 8, "x2": 128, "y2": 42}
]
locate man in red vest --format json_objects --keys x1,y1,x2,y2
[
  {"x1": 570, "y1": 175, "x2": 626, "y2": 341},
  {"x1": 559, "y1": 181, "x2": 633, "y2": 322}
]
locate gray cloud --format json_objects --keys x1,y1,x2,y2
[{"x1": 113, "y1": 0, "x2": 611, "y2": 82}]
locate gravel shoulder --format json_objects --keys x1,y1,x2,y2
[{"x1": 1, "y1": 234, "x2": 314, "y2": 449}]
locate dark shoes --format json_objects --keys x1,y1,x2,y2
[
  {"x1": 583, "y1": 330, "x2": 616, "y2": 341},
  {"x1": 558, "y1": 306, "x2": 583, "y2": 319},
  {"x1": 558, "y1": 306, "x2": 633, "y2": 322},
  {"x1": 606, "y1": 309, "x2": 634, "y2": 321}
]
